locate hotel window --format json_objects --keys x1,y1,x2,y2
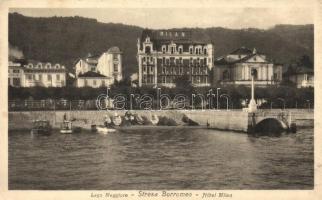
[
  {"x1": 145, "y1": 46, "x2": 151, "y2": 54},
  {"x1": 84, "y1": 80, "x2": 88, "y2": 86},
  {"x1": 143, "y1": 66, "x2": 147, "y2": 73},
  {"x1": 13, "y1": 69, "x2": 20, "y2": 73},
  {"x1": 162, "y1": 76, "x2": 166, "y2": 83},
  {"x1": 162, "y1": 67, "x2": 166, "y2": 74},
  {"x1": 171, "y1": 47, "x2": 175, "y2": 54},
  {"x1": 101, "y1": 80, "x2": 106, "y2": 86},
  {"x1": 114, "y1": 64, "x2": 118, "y2": 72},
  {"x1": 162, "y1": 46, "x2": 166, "y2": 54},
  {"x1": 13, "y1": 78, "x2": 20, "y2": 86},
  {"x1": 160, "y1": 31, "x2": 164, "y2": 36},
  {"x1": 189, "y1": 47, "x2": 193, "y2": 54},
  {"x1": 56, "y1": 74, "x2": 60, "y2": 81},
  {"x1": 204, "y1": 58, "x2": 207, "y2": 65},
  {"x1": 47, "y1": 74, "x2": 52, "y2": 81},
  {"x1": 166, "y1": 59, "x2": 170, "y2": 65},
  {"x1": 179, "y1": 47, "x2": 183, "y2": 54},
  {"x1": 113, "y1": 54, "x2": 118, "y2": 60},
  {"x1": 204, "y1": 48, "x2": 207, "y2": 54},
  {"x1": 179, "y1": 67, "x2": 183, "y2": 75},
  {"x1": 142, "y1": 57, "x2": 146, "y2": 62},
  {"x1": 93, "y1": 80, "x2": 97, "y2": 86},
  {"x1": 162, "y1": 57, "x2": 165, "y2": 65},
  {"x1": 182, "y1": 32, "x2": 185, "y2": 37},
  {"x1": 39, "y1": 74, "x2": 42, "y2": 81}
]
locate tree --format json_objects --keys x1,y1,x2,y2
[{"x1": 298, "y1": 54, "x2": 313, "y2": 68}]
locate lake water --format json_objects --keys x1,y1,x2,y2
[{"x1": 9, "y1": 127, "x2": 313, "y2": 190}]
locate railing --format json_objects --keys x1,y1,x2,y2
[{"x1": 8, "y1": 100, "x2": 110, "y2": 111}]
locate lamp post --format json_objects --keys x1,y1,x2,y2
[
  {"x1": 216, "y1": 88, "x2": 221, "y2": 110},
  {"x1": 248, "y1": 69, "x2": 257, "y2": 112},
  {"x1": 277, "y1": 98, "x2": 285, "y2": 110},
  {"x1": 220, "y1": 94, "x2": 230, "y2": 111}
]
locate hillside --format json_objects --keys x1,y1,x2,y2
[{"x1": 9, "y1": 13, "x2": 313, "y2": 78}]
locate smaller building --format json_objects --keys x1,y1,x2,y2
[
  {"x1": 284, "y1": 66, "x2": 314, "y2": 88},
  {"x1": 213, "y1": 47, "x2": 283, "y2": 87},
  {"x1": 8, "y1": 60, "x2": 24, "y2": 87},
  {"x1": 97, "y1": 47, "x2": 122, "y2": 82},
  {"x1": 76, "y1": 71, "x2": 112, "y2": 88},
  {"x1": 74, "y1": 54, "x2": 100, "y2": 78},
  {"x1": 23, "y1": 61, "x2": 67, "y2": 87},
  {"x1": 74, "y1": 47, "x2": 123, "y2": 87},
  {"x1": 8, "y1": 60, "x2": 66, "y2": 87}
]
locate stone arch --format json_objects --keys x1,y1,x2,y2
[{"x1": 254, "y1": 118, "x2": 287, "y2": 135}]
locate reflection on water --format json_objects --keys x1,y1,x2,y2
[{"x1": 9, "y1": 127, "x2": 313, "y2": 189}]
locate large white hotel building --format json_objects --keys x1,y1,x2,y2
[{"x1": 137, "y1": 29, "x2": 214, "y2": 87}]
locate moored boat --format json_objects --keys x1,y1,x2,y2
[
  {"x1": 96, "y1": 125, "x2": 116, "y2": 134},
  {"x1": 60, "y1": 120, "x2": 73, "y2": 134},
  {"x1": 31, "y1": 120, "x2": 52, "y2": 135}
]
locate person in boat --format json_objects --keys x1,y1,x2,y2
[{"x1": 104, "y1": 114, "x2": 112, "y2": 128}]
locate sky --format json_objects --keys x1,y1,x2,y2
[{"x1": 10, "y1": 6, "x2": 313, "y2": 30}]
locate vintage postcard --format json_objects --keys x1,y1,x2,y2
[{"x1": 0, "y1": 0, "x2": 321, "y2": 199}]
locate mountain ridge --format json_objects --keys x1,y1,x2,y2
[{"x1": 9, "y1": 12, "x2": 313, "y2": 78}]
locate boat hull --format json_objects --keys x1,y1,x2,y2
[
  {"x1": 60, "y1": 129, "x2": 73, "y2": 134},
  {"x1": 96, "y1": 126, "x2": 116, "y2": 134}
]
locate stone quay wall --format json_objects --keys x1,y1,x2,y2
[{"x1": 8, "y1": 109, "x2": 313, "y2": 132}]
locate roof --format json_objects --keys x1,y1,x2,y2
[
  {"x1": 107, "y1": 46, "x2": 122, "y2": 53},
  {"x1": 230, "y1": 46, "x2": 253, "y2": 55},
  {"x1": 214, "y1": 47, "x2": 273, "y2": 66},
  {"x1": 78, "y1": 71, "x2": 107, "y2": 78},
  {"x1": 139, "y1": 29, "x2": 208, "y2": 51},
  {"x1": 214, "y1": 53, "x2": 269, "y2": 65}
]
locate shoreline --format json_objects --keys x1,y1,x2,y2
[{"x1": 8, "y1": 109, "x2": 313, "y2": 132}]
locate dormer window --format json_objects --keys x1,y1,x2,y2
[
  {"x1": 145, "y1": 46, "x2": 151, "y2": 54},
  {"x1": 162, "y1": 45, "x2": 166, "y2": 54},
  {"x1": 189, "y1": 46, "x2": 193, "y2": 54},
  {"x1": 171, "y1": 46, "x2": 175, "y2": 54},
  {"x1": 178, "y1": 46, "x2": 183, "y2": 54}
]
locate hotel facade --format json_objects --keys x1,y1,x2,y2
[{"x1": 137, "y1": 29, "x2": 214, "y2": 87}]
